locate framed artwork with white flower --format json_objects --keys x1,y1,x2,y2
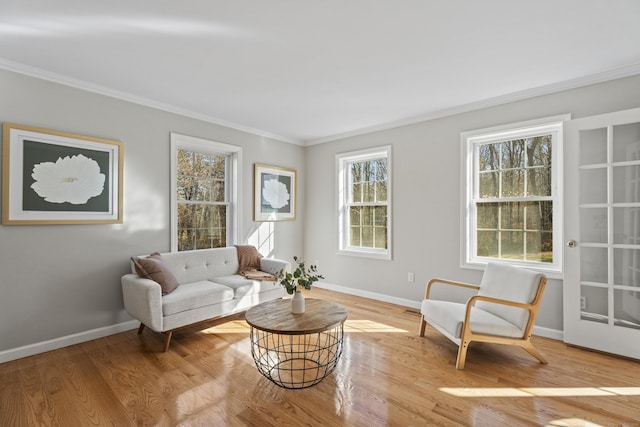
[
  {"x1": 254, "y1": 164, "x2": 296, "y2": 221},
  {"x1": 2, "y1": 123, "x2": 123, "y2": 224}
]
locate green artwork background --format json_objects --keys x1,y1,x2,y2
[
  {"x1": 260, "y1": 173, "x2": 292, "y2": 214},
  {"x1": 23, "y1": 140, "x2": 111, "y2": 212}
]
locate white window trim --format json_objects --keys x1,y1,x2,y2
[
  {"x1": 460, "y1": 114, "x2": 570, "y2": 277},
  {"x1": 170, "y1": 133, "x2": 242, "y2": 252},
  {"x1": 336, "y1": 145, "x2": 392, "y2": 260}
]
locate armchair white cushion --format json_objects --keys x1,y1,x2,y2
[{"x1": 419, "y1": 262, "x2": 547, "y2": 369}]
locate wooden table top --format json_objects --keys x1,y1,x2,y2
[{"x1": 245, "y1": 298, "x2": 348, "y2": 335}]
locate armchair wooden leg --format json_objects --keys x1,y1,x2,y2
[
  {"x1": 163, "y1": 331, "x2": 173, "y2": 352},
  {"x1": 456, "y1": 340, "x2": 470, "y2": 370},
  {"x1": 419, "y1": 315, "x2": 427, "y2": 337},
  {"x1": 521, "y1": 341, "x2": 548, "y2": 364},
  {"x1": 137, "y1": 323, "x2": 145, "y2": 334}
]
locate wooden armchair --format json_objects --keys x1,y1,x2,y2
[{"x1": 418, "y1": 262, "x2": 547, "y2": 369}]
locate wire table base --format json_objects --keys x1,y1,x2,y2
[
  {"x1": 249, "y1": 324, "x2": 344, "y2": 389},
  {"x1": 245, "y1": 298, "x2": 348, "y2": 389}
]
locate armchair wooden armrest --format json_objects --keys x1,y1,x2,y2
[
  {"x1": 455, "y1": 277, "x2": 547, "y2": 369},
  {"x1": 425, "y1": 278, "x2": 480, "y2": 299},
  {"x1": 467, "y1": 294, "x2": 535, "y2": 310},
  {"x1": 463, "y1": 294, "x2": 539, "y2": 341}
]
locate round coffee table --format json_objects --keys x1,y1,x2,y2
[{"x1": 245, "y1": 298, "x2": 348, "y2": 389}]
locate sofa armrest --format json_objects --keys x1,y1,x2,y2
[
  {"x1": 260, "y1": 258, "x2": 291, "y2": 276},
  {"x1": 121, "y1": 274, "x2": 164, "y2": 332}
]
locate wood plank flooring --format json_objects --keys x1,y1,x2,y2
[{"x1": 1, "y1": 288, "x2": 640, "y2": 426}]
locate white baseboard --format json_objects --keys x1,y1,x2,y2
[
  {"x1": 1, "y1": 284, "x2": 565, "y2": 364},
  {"x1": 0, "y1": 320, "x2": 139, "y2": 364},
  {"x1": 315, "y1": 282, "x2": 422, "y2": 310},
  {"x1": 532, "y1": 325, "x2": 564, "y2": 341},
  {"x1": 316, "y1": 282, "x2": 564, "y2": 341}
]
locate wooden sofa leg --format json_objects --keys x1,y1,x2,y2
[
  {"x1": 137, "y1": 323, "x2": 145, "y2": 335},
  {"x1": 163, "y1": 331, "x2": 173, "y2": 352}
]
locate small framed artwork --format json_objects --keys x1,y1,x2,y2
[
  {"x1": 2, "y1": 123, "x2": 123, "y2": 224},
  {"x1": 254, "y1": 163, "x2": 296, "y2": 221}
]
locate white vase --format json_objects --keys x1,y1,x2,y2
[{"x1": 292, "y1": 290, "x2": 305, "y2": 314}]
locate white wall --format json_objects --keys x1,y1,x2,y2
[
  {"x1": 0, "y1": 69, "x2": 305, "y2": 356},
  {"x1": 2, "y1": 67, "x2": 640, "y2": 360},
  {"x1": 304, "y1": 74, "x2": 640, "y2": 335}
]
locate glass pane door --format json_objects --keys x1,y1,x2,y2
[
  {"x1": 612, "y1": 122, "x2": 640, "y2": 330},
  {"x1": 564, "y1": 107, "x2": 640, "y2": 359}
]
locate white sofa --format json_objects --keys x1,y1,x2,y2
[{"x1": 121, "y1": 247, "x2": 289, "y2": 351}]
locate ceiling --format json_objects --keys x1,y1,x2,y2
[{"x1": 1, "y1": 1, "x2": 640, "y2": 145}]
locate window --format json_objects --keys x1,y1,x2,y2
[
  {"x1": 337, "y1": 146, "x2": 391, "y2": 260},
  {"x1": 462, "y1": 115, "x2": 568, "y2": 273},
  {"x1": 170, "y1": 133, "x2": 241, "y2": 252}
]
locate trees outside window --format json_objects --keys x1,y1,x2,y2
[
  {"x1": 171, "y1": 133, "x2": 241, "y2": 252},
  {"x1": 337, "y1": 146, "x2": 391, "y2": 260},
  {"x1": 462, "y1": 116, "x2": 567, "y2": 273},
  {"x1": 176, "y1": 149, "x2": 228, "y2": 250}
]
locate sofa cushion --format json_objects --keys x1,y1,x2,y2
[
  {"x1": 132, "y1": 252, "x2": 180, "y2": 295},
  {"x1": 421, "y1": 299, "x2": 524, "y2": 339},
  {"x1": 157, "y1": 248, "x2": 240, "y2": 284},
  {"x1": 212, "y1": 275, "x2": 281, "y2": 298},
  {"x1": 162, "y1": 281, "x2": 234, "y2": 316}
]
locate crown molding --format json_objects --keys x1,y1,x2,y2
[
  {"x1": 305, "y1": 62, "x2": 640, "y2": 146},
  {"x1": 2, "y1": 57, "x2": 639, "y2": 147},
  {"x1": 0, "y1": 58, "x2": 302, "y2": 145}
]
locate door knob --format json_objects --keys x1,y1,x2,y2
[{"x1": 567, "y1": 240, "x2": 577, "y2": 248}]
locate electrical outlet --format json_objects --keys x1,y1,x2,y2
[
  {"x1": 408, "y1": 272, "x2": 415, "y2": 282},
  {"x1": 580, "y1": 296, "x2": 586, "y2": 310}
]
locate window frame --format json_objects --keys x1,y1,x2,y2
[
  {"x1": 337, "y1": 145, "x2": 392, "y2": 260},
  {"x1": 461, "y1": 115, "x2": 569, "y2": 276},
  {"x1": 170, "y1": 133, "x2": 242, "y2": 252}
]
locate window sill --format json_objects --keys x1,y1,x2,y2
[
  {"x1": 462, "y1": 259, "x2": 563, "y2": 280},
  {"x1": 338, "y1": 248, "x2": 391, "y2": 261}
]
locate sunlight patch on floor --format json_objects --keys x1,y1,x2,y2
[
  {"x1": 200, "y1": 319, "x2": 407, "y2": 334},
  {"x1": 343, "y1": 319, "x2": 407, "y2": 333},
  {"x1": 201, "y1": 320, "x2": 250, "y2": 334},
  {"x1": 547, "y1": 419, "x2": 605, "y2": 427},
  {"x1": 198, "y1": 317, "x2": 410, "y2": 337},
  {"x1": 440, "y1": 387, "x2": 640, "y2": 398}
]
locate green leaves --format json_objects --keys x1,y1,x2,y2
[{"x1": 276, "y1": 256, "x2": 325, "y2": 295}]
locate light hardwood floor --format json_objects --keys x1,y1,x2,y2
[{"x1": 2, "y1": 288, "x2": 639, "y2": 426}]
